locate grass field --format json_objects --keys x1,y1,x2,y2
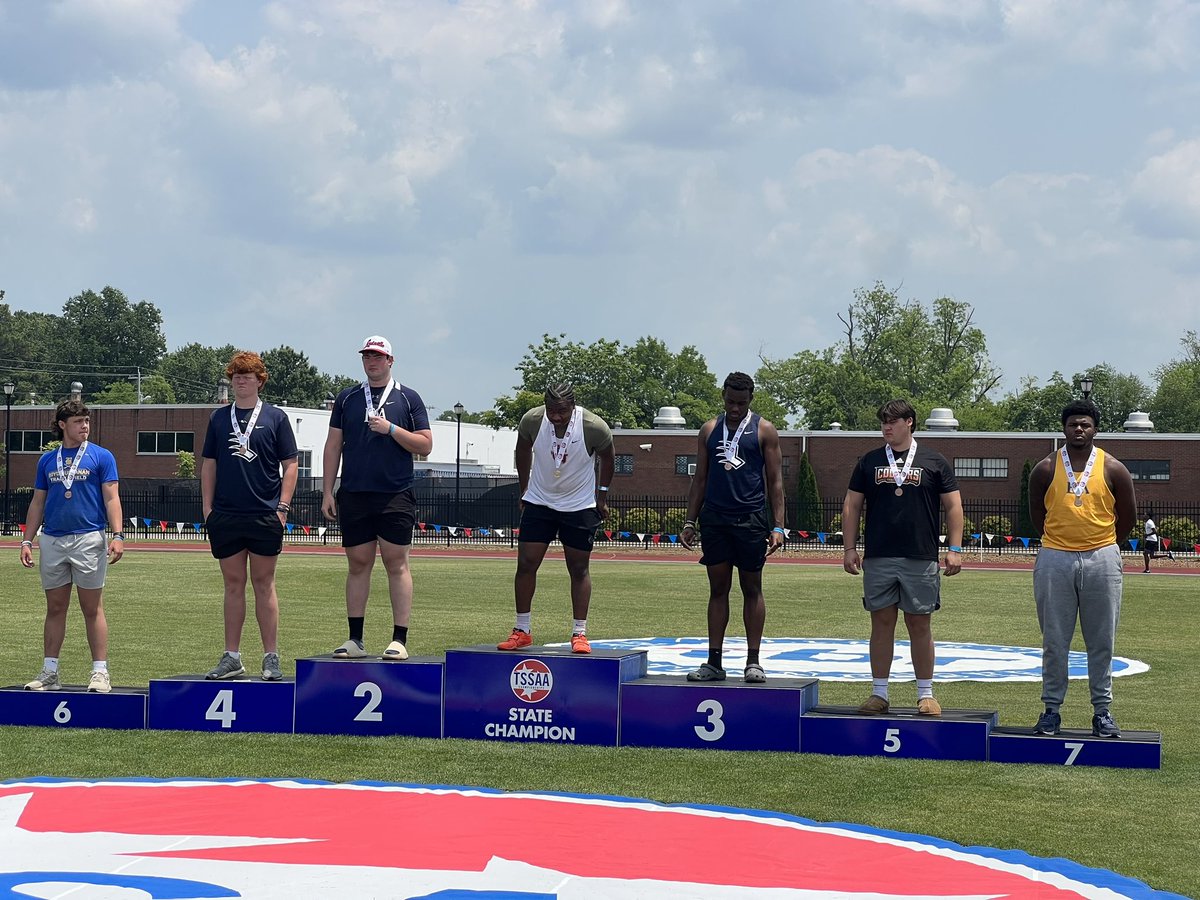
[{"x1": 1, "y1": 548, "x2": 1195, "y2": 897}]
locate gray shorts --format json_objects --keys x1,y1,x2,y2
[
  {"x1": 39, "y1": 531, "x2": 108, "y2": 591},
  {"x1": 862, "y1": 557, "x2": 941, "y2": 615}
]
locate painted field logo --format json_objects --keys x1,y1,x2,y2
[
  {"x1": 510, "y1": 658, "x2": 553, "y2": 702},
  {"x1": 557, "y1": 637, "x2": 1152, "y2": 682}
]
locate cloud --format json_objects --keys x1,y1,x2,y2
[{"x1": 1125, "y1": 139, "x2": 1200, "y2": 240}]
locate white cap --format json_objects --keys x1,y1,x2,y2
[{"x1": 359, "y1": 335, "x2": 393, "y2": 357}]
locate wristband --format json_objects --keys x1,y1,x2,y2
[
  {"x1": 388, "y1": 423, "x2": 395, "y2": 435},
  {"x1": 112, "y1": 533, "x2": 125, "y2": 542},
  {"x1": 948, "y1": 545, "x2": 962, "y2": 553},
  {"x1": 683, "y1": 520, "x2": 696, "y2": 530},
  {"x1": 21, "y1": 540, "x2": 33, "y2": 547},
  {"x1": 843, "y1": 547, "x2": 855, "y2": 553},
  {"x1": 773, "y1": 527, "x2": 786, "y2": 536},
  {"x1": 276, "y1": 502, "x2": 291, "y2": 512},
  {"x1": 597, "y1": 485, "x2": 609, "y2": 492}
]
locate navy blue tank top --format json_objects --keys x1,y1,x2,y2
[{"x1": 703, "y1": 414, "x2": 765, "y2": 515}]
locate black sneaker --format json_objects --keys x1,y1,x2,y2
[
  {"x1": 1033, "y1": 709, "x2": 1061, "y2": 735},
  {"x1": 1092, "y1": 710, "x2": 1121, "y2": 738}
]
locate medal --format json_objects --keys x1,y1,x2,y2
[
  {"x1": 549, "y1": 407, "x2": 581, "y2": 479},
  {"x1": 363, "y1": 380, "x2": 396, "y2": 423},
  {"x1": 721, "y1": 413, "x2": 753, "y2": 471},
  {"x1": 1061, "y1": 446, "x2": 1097, "y2": 510},
  {"x1": 56, "y1": 441, "x2": 88, "y2": 500},
  {"x1": 230, "y1": 399, "x2": 263, "y2": 458},
  {"x1": 885, "y1": 440, "x2": 917, "y2": 494}
]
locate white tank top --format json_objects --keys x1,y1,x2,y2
[{"x1": 523, "y1": 407, "x2": 597, "y2": 512}]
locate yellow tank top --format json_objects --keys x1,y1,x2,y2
[{"x1": 1042, "y1": 447, "x2": 1117, "y2": 551}]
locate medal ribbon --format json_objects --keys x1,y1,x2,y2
[
  {"x1": 362, "y1": 380, "x2": 397, "y2": 422},
  {"x1": 885, "y1": 439, "x2": 917, "y2": 488},
  {"x1": 722, "y1": 413, "x2": 754, "y2": 464},
  {"x1": 230, "y1": 399, "x2": 264, "y2": 453},
  {"x1": 550, "y1": 407, "x2": 581, "y2": 473},
  {"x1": 1060, "y1": 445, "x2": 1098, "y2": 502},
  {"x1": 56, "y1": 440, "x2": 88, "y2": 493}
]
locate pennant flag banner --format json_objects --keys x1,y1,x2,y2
[
  {"x1": 1129, "y1": 539, "x2": 1139, "y2": 551},
  {"x1": 1020, "y1": 537, "x2": 1031, "y2": 548},
  {"x1": 194, "y1": 522, "x2": 203, "y2": 532},
  {"x1": 318, "y1": 527, "x2": 327, "y2": 537},
  {"x1": 129, "y1": 516, "x2": 138, "y2": 527},
  {"x1": 175, "y1": 522, "x2": 184, "y2": 534}
]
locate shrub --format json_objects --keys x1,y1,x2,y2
[
  {"x1": 827, "y1": 512, "x2": 864, "y2": 538},
  {"x1": 978, "y1": 515, "x2": 1013, "y2": 547},
  {"x1": 622, "y1": 507, "x2": 661, "y2": 534},
  {"x1": 1156, "y1": 515, "x2": 1199, "y2": 552},
  {"x1": 661, "y1": 507, "x2": 688, "y2": 536}
]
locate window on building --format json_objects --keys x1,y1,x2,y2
[
  {"x1": 615, "y1": 453, "x2": 634, "y2": 475},
  {"x1": 954, "y1": 457, "x2": 1008, "y2": 479},
  {"x1": 296, "y1": 449, "x2": 313, "y2": 479},
  {"x1": 6, "y1": 430, "x2": 56, "y2": 452},
  {"x1": 1125, "y1": 459, "x2": 1170, "y2": 482},
  {"x1": 674, "y1": 454, "x2": 697, "y2": 475},
  {"x1": 781, "y1": 456, "x2": 793, "y2": 480},
  {"x1": 136, "y1": 431, "x2": 195, "y2": 454}
]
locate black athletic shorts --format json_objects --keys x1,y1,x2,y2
[
  {"x1": 519, "y1": 503, "x2": 602, "y2": 552},
  {"x1": 338, "y1": 489, "x2": 417, "y2": 547},
  {"x1": 698, "y1": 507, "x2": 770, "y2": 572},
  {"x1": 207, "y1": 510, "x2": 284, "y2": 559}
]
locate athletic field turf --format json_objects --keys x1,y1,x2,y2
[{"x1": 0, "y1": 549, "x2": 1194, "y2": 896}]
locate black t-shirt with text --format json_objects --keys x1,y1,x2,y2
[{"x1": 847, "y1": 443, "x2": 958, "y2": 561}]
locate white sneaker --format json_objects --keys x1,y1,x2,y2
[
  {"x1": 25, "y1": 669, "x2": 60, "y2": 691},
  {"x1": 87, "y1": 670, "x2": 111, "y2": 693}
]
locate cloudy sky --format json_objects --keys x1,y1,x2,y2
[{"x1": 1, "y1": 0, "x2": 1198, "y2": 415}]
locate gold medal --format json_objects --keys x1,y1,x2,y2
[
  {"x1": 894, "y1": 487, "x2": 903, "y2": 496},
  {"x1": 554, "y1": 469, "x2": 562, "y2": 478},
  {"x1": 723, "y1": 462, "x2": 733, "y2": 471},
  {"x1": 1074, "y1": 495, "x2": 1084, "y2": 507},
  {"x1": 64, "y1": 490, "x2": 72, "y2": 499}
]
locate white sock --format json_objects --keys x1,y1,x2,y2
[
  {"x1": 227, "y1": 651, "x2": 242, "y2": 662},
  {"x1": 916, "y1": 678, "x2": 934, "y2": 700},
  {"x1": 872, "y1": 678, "x2": 889, "y2": 700},
  {"x1": 515, "y1": 612, "x2": 532, "y2": 633},
  {"x1": 572, "y1": 618, "x2": 587, "y2": 635},
  {"x1": 92, "y1": 660, "x2": 108, "y2": 673},
  {"x1": 44, "y1": 657, "x2": 59, "y2": 674}
]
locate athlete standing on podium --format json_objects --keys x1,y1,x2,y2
[
  {"x1": 19, "y1": 399, "x2": 125, "y2": 694},
  {"x1": 322, "y1": 336, "x2": 433, "y2": 661},
  {"x1": 497, "y1": 383, "x2": 614, "y2": 654},
  {"x1": 842, "y1": 399, "x2": 963, "y2": 717},
  {"x1": 680, "y1": 372, "x2": 786, "y2": 684},
  {"x1": 1029, "y1": 399, "x2": 1136, "y2": 738},
  {"x1": 201, "y1": 351, "x2": 298, "y2": 682}
]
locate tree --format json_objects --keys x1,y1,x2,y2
[
  {"x1": 90, "y1": 381, "x2": 139, "y2": 404},
  {"x1": 59, "y1": 287, "x2": 167, "y2": 396},
  {"x1": 1017, "y1": 458, "x2": 1035, "y2": 539},
  {"x1": 756, "y1": 283, "x2": 1003, "y2": 428},
  {"x1": 158, "y1": 343, "x2": 239, "y2": 403},
  {"x1": 437, "y1": 408, "x2": 488, "y2": 423},
  {"x1": 1000, "y1": 373, "x2": 1074, "y2": 432},
  {"x1": 176, "y1": 451, "x2": 196, "y2": 479},
  {"x1": 794, "y1": 452, "x2": 822, "y2": 531},
  {"x1": 1071, "y1": 364, "x2": 1151, "y2": 433},
  {"x1": 488, "y1": 334, "x2": 722, "y2": 429},
  {"x1": 260, "y1": 345, "x2": 328, "y2": 408},
  {"x1": 1151, "y1": 331, "x2": 1200, "y2": 433}
]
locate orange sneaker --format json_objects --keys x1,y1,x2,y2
[
  {"x1": 497, "y1": 629, "x2": 532, "y2": 651},
  {"x1": 570, "y1": 633, "x2": 592, "y2": 654}
]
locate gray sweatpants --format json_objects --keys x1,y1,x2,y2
[{"x1": 1033, "y1": 544, "x2": 1123, "y2": 712}]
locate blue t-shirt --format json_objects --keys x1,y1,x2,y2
[
  {"x1": 202, "y1": 402, "x2": 298, "y2": 515},
  {"x1": 330, "y1": 381, "x2": 430, "y2": 493},
  {"x1": 703, "y1": 414, "x2": 766, "y2": 516},
  {"x1": 34, "y1": 443, "x2": 119, "y2": 536}
]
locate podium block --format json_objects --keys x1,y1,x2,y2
[
  {"x1": 444, "y1": 644, "x2": 647, "y2": 746},
  {"x1": 801, "y1": 706, "x2": 997, "y2": 761},
  {"x1": 148, "y1": 675, "x2": 295, "y2": 733},
  {"x1": 294, "y1": 656, "x2": 443, "y2": 738},
  {"x1": 0, "y1": 685, "x2": 146, "y2": 730},
  {"x1": 989, "y1": 726, "x2": 1162, "y2": 769},
  {"x1": 620, "y1": 675, "x2": 818, "y2": 751}
]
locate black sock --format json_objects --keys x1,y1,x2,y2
[
  {"x1": 392, "y1": 625, "x2": 408, "y2": 645},
  {"x1": 348, "y1": 617, "x2": 365, "y2": 643},
  {"x1": 707, "y1": 648, "x2": 723, "y2": 669},
  {"x1": 746, "y1": 648, "x2": 760, "y2": 666}
]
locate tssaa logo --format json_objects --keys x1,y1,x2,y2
[
  {"x1": 510, "y1": 659, "x2": 553, "y2": 702},
  {"x1": 0, "y1": 779, "x2": 1177, "y2": 898}
]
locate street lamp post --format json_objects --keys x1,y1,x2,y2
[
  {"x1": 3, "y1": 381, "x2": 15, "y2": 536},
  {"x1": 1079, "y1": 377, "x2": 1094, "y2": 401},
  {"x1": 453, "y1": 402, "x2": 465, "y2": 529}
]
